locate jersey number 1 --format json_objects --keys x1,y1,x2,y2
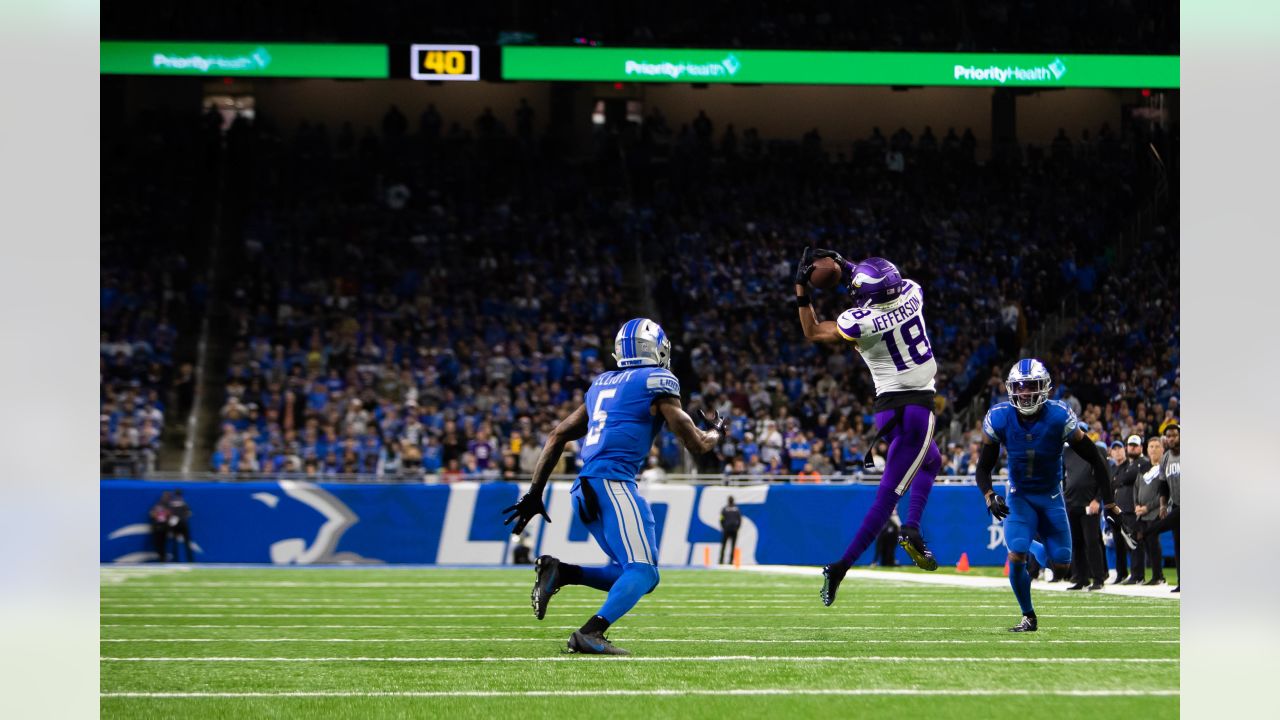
[
  {"x1": 583, "y1": 389, "x2": 618, "y2": 447},
  {"x1": 883, "y1": 315, "x2": 933, "y2": 371}
]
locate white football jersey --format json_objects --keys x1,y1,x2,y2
[{"x1": 834, "y1": 280, "x2": 937, "y2": 395}]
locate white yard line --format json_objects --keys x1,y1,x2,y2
[
  {"x1": 725, "y1": 565, "x2": 1182, "y2": 600},
  {"x1": 102, "y1": 637, "x2": 1181, "y2": 645},
  {"x1": 97, "y1": 599, "x2": 1177, "y2": 609},
  {"x1": 100, "y1": 567, "x2": 193, "y2": 584},
  {"x1": 98, "y1": 580, "x2": 811, "y2": 589},
  {"x1": 100, "y1": 623, "x2": 1179, "y2": 632},
  {"x1": 101, "y1": 655, "x2": 1178, "y2": 663},
  {"x1": 99, "y1": 611, "x2": 1178, "y2": 619},
  {"x1": 102, "y1": 688, "x2": 1179, "y2": 698}
]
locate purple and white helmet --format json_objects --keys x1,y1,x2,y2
[
  {"x1": 849, "y1": 257, "x2": 904, "y2": 308},
  {"x1": 1007, "y1": 358, "x2": 1052, "y2": 415}
]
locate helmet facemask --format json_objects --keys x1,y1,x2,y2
[{"x1": 1008, "y1": 378, "x2": 1051, "y2": 415}]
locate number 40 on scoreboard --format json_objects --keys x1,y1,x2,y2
[{"x1": 410, "y1": 44, "x2": 480, "y2": 81}]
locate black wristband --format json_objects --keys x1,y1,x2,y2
[{"x1": 796, "y1": 295, "x2": 811, "y2": 308}]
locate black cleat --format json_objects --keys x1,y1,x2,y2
[
  {"x1": 1171, "y1": 586, "x2": 1180, "y2": 593},
  {"x1": 1142, "y1": 577, "x2": 1167, "y2": 586},
  {"x1": 531, "y1": 555, "x2": 562, "y2": 620},
  {"x1": 1066, "y1": 581, "x2": 1087, "y2": 591},
  {"x1": 1087, "y1": 582, "x2": 1105, "y2": 592},
  {"x1": 897, "y1": 526, "x2": 939, "y2": 571},
  {"x1": 1121, "y1": 577, "x2": 1142, "y2": 585},
  {"x1": 1008, "y1": 614, "x2": 1038, "y2": 632},
  {"x1": 567, "y1": 630, "x2": 630, "y2": 655},
  {"x1": 820, "y1": 564, "x2": 848, "y2": 607}
]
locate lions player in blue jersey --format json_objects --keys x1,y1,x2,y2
[
  {"x1": 975, "y1": 359, "x2": 1124, "y2": 632},
  {"x1": 502, "y1": 318, "x2": 724, "y2": 655}
]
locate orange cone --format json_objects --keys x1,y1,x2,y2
[
  {"x1": 956, "y1": 552, "x2": 970, "y2": 573},
  {"x1": 733, "y1": 547, "x2": 742, "y2": 569},
  {"x1": 1003, "y1": 558, "x2": 1010, "y2": 576},
  {"x1": 703, "y1": 546, "x2": 711, "y2": 567}
]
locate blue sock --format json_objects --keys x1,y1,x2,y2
[
  {"x1": 578, "y1": 564, "x2": 624, "y2": 592},
  {"x1": 1009, "y1": 561, "x2": 1035, "y2": 616},
  {"x1": 598, "y1": 563, "x2": 660, "y2": 623},
  {"x1": 1028, "y1": 541, "x2": 1047, "y2": 569}
]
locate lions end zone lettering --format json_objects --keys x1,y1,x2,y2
[{"x1": 100, "y1": 480, "x2": 1174, "y2": 565}]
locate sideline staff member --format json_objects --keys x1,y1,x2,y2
[
  {"x1": 719, "y1": 497, "x2": 742, "y2": 564},
  {"x1": 1110, "y1": 435, "x2": 1147, "y2": 583},
  {"x1": 1132, "y1": 437, "x2": 1167, "y2": 585}
]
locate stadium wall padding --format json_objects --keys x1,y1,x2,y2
[{"x1": 101, "y1": 479, "x2": 1173, "y2": 566}]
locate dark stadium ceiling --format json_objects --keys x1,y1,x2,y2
[{"x1": 101, "y1": 1, "x2": 1178, "y2": 56}]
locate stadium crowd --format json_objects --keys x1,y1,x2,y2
[
  {"x1": 182, "y1": 100, "x2": 1177, "y2": 482},
  {"x1": 100, "y1": 108, "x2": 218, "y2": 473}
]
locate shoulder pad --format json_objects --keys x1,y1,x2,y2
[
  {"x1": 835, "y1": 308, "x2": 866, "y2": 339},
  {"x1": 645, "y1": 369, "x2": 681, "y2": 397},
  {"x1": 982, "y1": 404, "x2": 1007, "y2": 441}
]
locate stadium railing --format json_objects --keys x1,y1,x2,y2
[{"x1": 109, "y1": 471, "x2": 998, "y2": 486}]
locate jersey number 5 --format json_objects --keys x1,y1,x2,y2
[
  {"x1": 883, "y1": 315, "x2": 933, "y2": 371},
  {"x1": 583, "y1": 389, "x2": 618, "y2": 447}
]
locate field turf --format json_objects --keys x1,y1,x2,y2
[{"x1": 101, "y1": 566, "x2": 1179, "y2": 719}]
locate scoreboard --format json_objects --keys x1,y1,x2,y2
[{"x1": 410, "y1": 44, "x2": 480, "y2": 81}]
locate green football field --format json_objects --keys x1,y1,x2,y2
[{"x1": 101, "y1": 566, "x2": 1179, "y2": 719}]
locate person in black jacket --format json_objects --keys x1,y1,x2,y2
[
  {"x1": 1063, "y1": 433, "x2": 1108, "y2": 590},
  {"x1": 166, "y1": 490, "x2": 195, "y2": 563},
  {"x1": 148, "y1": 491, "x2": 172, "y2": 562},
  {"x1": 1110, "y1": 434, "x2": 1151, "y2": 583},
  {"x1": 720, "y1": 497, "x2": 742, "y2": 564}
]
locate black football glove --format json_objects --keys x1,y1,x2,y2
[
  {"x1": 794, "y1": 247, "x2": 815, "y2": 286},
  {"x1": 812, "y1": 247, "x2": 848, "y2": 267},
  {"x1": 502, "y1": 491, "x2": 550, "y2": 535},
  {"x1": 699, "y1": 408, "x2": 727, "y2": 436},
  {"x1": 813, "y1": 248, "x2": 854, "y2": 291},
  {"x1": 1104, "y1": 510, "x2": 1139, "y2": 550},
  {"x1": 986, "y1": 492, "x2": 1010, "y2": 520}
]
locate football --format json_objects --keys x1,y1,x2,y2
[{"x1": 809, "y1": 256, "x2": 841, "y2": 290}]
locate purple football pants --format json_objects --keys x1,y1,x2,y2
[{"x1": 838, "y1": 404, "x2": 942, "y2": 568}]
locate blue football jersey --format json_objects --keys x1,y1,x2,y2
[
  {"x1": 578, "y1": 366, "x2": 681, "y2": 482},
  {"x1": 982, "y1": 400, "x2": 1079, "y2": 494}
]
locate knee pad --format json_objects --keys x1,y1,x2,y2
[
  {"x1": 626, "y1": 562, "x2": 660, "y2": 594},
  {"x1": 1051, "y1": 546, "x2": 1072, "y2": 566},
  {"x1": 1008, "y1": 552, "x2": 1027, "y2": 563}
]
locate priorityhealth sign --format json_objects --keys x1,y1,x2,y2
[
  {"x1": 502, "y1": 47, "x2": 1178, "y2": 88},
  {"x1": 100, "y1": 41, "x2": 389, "y2": 78}
]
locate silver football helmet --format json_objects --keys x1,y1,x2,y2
[
  {"x1": 613, "y1": 318, "x2": 671, "y2": 369},
  {"x1": 1007, "y1": 358, "x2": 1052, "y2": 415}
]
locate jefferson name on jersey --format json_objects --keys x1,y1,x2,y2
[
  {"x1": 833, "y1": 280, "x2": 937, "y2": 395},
  {"x1": 579, "y1": 367, "x2": 681, "y2": 482}
]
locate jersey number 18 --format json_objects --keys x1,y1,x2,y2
[{"x1": 882, "y1": 315, "x2": 933, "y2": 371}]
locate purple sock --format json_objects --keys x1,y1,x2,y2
[{"x1": 839, "y1": 482, "x2": 900, "y2": 567}]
